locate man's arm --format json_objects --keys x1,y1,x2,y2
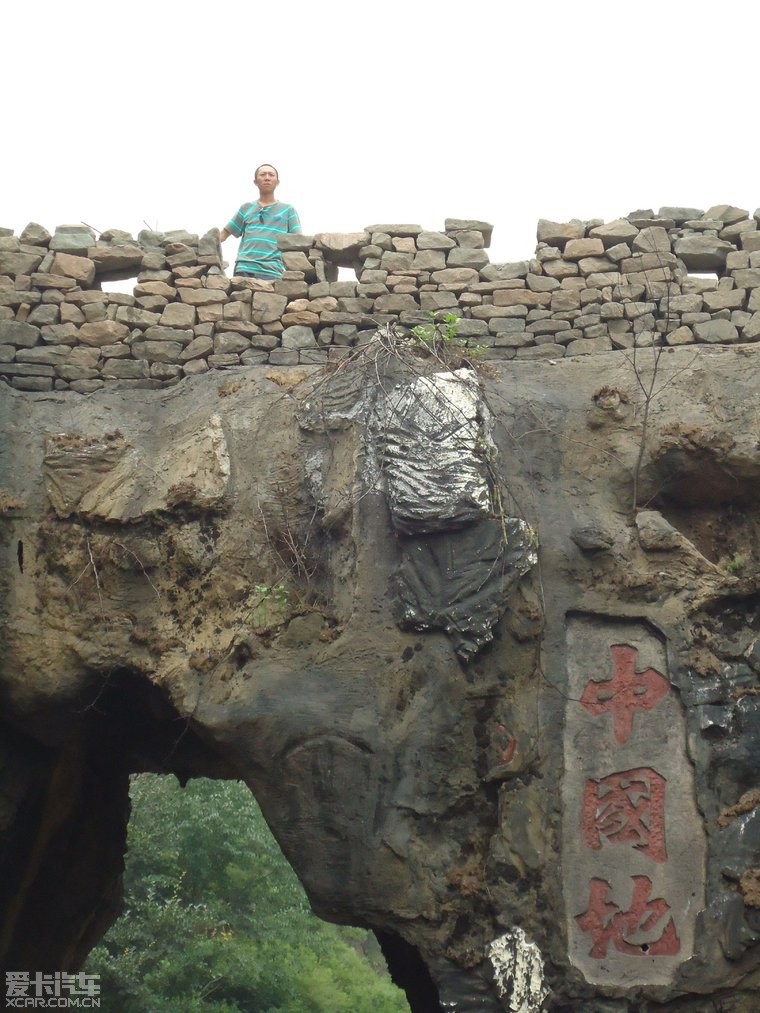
[
  {"x1": 287, "y1": 206, "x2": 301, "y2": 234},
  {"x1": 219, "y1": 226, "x2": 231, "y2": 242}
]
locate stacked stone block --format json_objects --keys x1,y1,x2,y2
[{"x1": 1, "y1": 205, "x2": 759, "y2": 392}]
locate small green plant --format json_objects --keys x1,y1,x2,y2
[
  {"x1": 410, "y1": 312, "x2": 486, "y2": 366},
  {"x1": 725, "y1": 554, "x2": 747, "y2": 575},
  {"x1": 250, "y1": 583, "x2": 290, "y2": 631}
]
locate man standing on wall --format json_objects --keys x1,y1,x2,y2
[{"x1": 219, "y1": 164, "x2": 301, "y2": 280}]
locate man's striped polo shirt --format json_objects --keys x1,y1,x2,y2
[{"x1": 226, "y1": 201, "x2": 301, "y2": 279}]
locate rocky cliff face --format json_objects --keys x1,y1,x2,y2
[{"x1": 2, "y1": 333, "x2": 760, "y2": 1011}]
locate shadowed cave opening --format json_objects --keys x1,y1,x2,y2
[{"x1": 1, "y1": 667, "x2": 429, "y2": 1009}]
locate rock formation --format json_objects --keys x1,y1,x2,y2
[{"x1": 2, "y1": 208, "x2": 760, "y2": 1011}]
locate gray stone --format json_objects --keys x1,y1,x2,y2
[
  {"x1": 10, "y1": 376, "x2": 53, "y2": 391},
  {"x1": 20, "y1": 223, "x2": 51, "y2": 246},
  {"x1": 702, "y1": 289, "x2": 746, "y2": 311},
  {"x1": 563, "y1": 238, "x2": 605, "y2": 261},
  {"x1": 365, "y1": 224, "x2": 423, "y2": 238},
  {"x1": 635, "y1": 510, "x2": 682, "y2": 549},
  {"x1": 675, "y1": 235, "x2": 736, "y2": 272},
  {"x1": 101, "y1": 358, "x2": 150, "y2": 379},
  {"x1": 527, "y1": 274, "x2": 560, "y2": 292},
  {"x1": 55, "y1": 364, "x2": 100, "y2": 381},
  {"x1": 731, "y1": 268, "x2": 760, "y2": 289},
  {"x1": 542, "y1": 258, "x2": 579, "y2": 279},
  {"x1": 605, "y1": 244, "x2": 633, "y2": 263},
  {"x1": 632, "y1": 226, "x2": 671, "y2": 254},
  {"x1": 0, "y1": 362, "x2": 54, "y2": 376},
  {"x1": 514, "y1": 343, "x2": 564, "y2": 358},
  {"x1": 536, "y1": 219, "x2": 584, "y2": 246},
  {"x1": 130, "y1": 340, "x2": 183, "y2": 363},
  {"x1": 179, "y1": 336, "x2": 214, "y2": 361},
  {"x1": 159, "y1": 303, "x2": 196, "y2": 328},
  {"x1": 571, "y1": 521, "x2": 615, "y2": 552},
  {"x1": 214, "y1": 333, "x2": 250, "y2": 355},
  {"x1": 565, "y1": 336, "x2": 612, "y2": 355},
  {"x1": 40, "y1": 323, "x2": 80, "y2": 346},
  {"x1": 588, "y1": 220, "x2": 639, "y2": 247},
  {"x1": 446, "y1": 247, "x2": 489, "y2": 270},
  {"x1": 142, "y1": 326, "x2": 193, "y2": 346},
  {"x1": 374, "y1": 294, "x2": 418, "y2": 313},
  {"x1": 412, "y1": 250, "x2": 446, "y2": 271},
  {"x1": 50, "y1": 252, "x2": 96, "y2": 286},
  {"x1": 481, "y1": 262, "x2": 529, "y2": 281},
  {"x1": 281, "y1": 326, "x2": 317, "y2": 350},
  {"x1": 78, "y1": 321, "x2": 130, "y2": 347},
  {"x1": 444, "y1": 219, "x2": 493, "y2": 247},
  {"x1": 182, "y1": 358, "x2": 210, "y2": 375},
  {"x1": 150, "y1": 362, "x2": 182, "y2": 380},
  {"x1": 445, "y1": 319, "x2": 484, "y2": 338},
  {"x1": 69, "y1": 378, "x2": 105, "y2": 393},
  {"x1": 452, "y1": 230, "x2": 485, "y2": 249},
  {"x1": 88, "y1": 245, "x2": 144, "y2": 274},
  {"x1": 315, "y1": 232, "x2": 370, "y2": 265},
  {"x1": 252, "y1": 292, "x2": 288, "y2": 323},
  {"x1": 267, "y1": 348, "x2": 299, "y2": 365},
  {"x1": 703, "y1": 204, "x2": 749, "y2": 225},
  {"x1": 742, "y1": 313, "x2": 760, "y2": 340},
  {"x1": 278, "y1": 234, "x2": 316, "y2": 252},
  {"x1": 720, "y1": 220, "x2": 757, "y2": 242},
  {"x1": 178, "y1": 289, "x2": 228, "y2": 306},
  {"x1": 693, "y1": 319, "x2": 739, "y2": 343},
  {"x1": 430, "y1": 268, "x2": 479, "y2": 288},
  {"x1": 99, "y1": 344, "x2": 131, "y2": 359},
  {"x1": 27, "y1": 305, "x2": 60, "y2": 326},
  {"x1": 49, "y1": 224, "x2": 96, "y2": 256},
  {"x1": 380, "y1": 251, "x2": 413, "y2": 271},
  {"x1": 658, "y1": 206, "x2": 704, "y2": 224},
  {"x1": 15, "y1": 346, "x2": 70, "y2": 366},
  {"x1": 665, "y1": 326, "x2": 695, "y2": 346},
  {"x1": 416, "y1": 231, "x2": 455, "y2": 250},
  {"x1": 0, "y1": 251, "x2": 45, "y2": 276},
  {"x1": 0, "y1": 321, "x2": 40, "y2": 348}
]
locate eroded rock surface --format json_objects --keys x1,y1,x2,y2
[{"x1": 2, "y1": 341, "x2": 760, "y2": 1010}]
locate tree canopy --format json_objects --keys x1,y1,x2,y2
[{"x1": 87, "y1": 775, "x2": 408, "y2": 1012}]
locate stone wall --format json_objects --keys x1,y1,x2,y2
[{"x1": 1, "y1": 202, "x2": 759, "y2": 393}]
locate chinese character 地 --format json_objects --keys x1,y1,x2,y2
[
  {"x1": 576, "y1": 876, "x2": 680, "y2": 958},
  {"x1": 581, "y1": 767, "x2": 667, "y2": 863},
  {"x1": 580, "y1": 644, "x2": 669, "y2": 745}
]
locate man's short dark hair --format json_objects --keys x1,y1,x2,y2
[{"x1": 254, "y1": 164, "x2": 279, "y2": 179}]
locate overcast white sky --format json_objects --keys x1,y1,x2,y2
[{"x1": 3, "y1": 1, "x2": 759, "y2": 265}]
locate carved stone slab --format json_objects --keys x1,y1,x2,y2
[{"x1": 563, "y1": 616, "x2": 705, "y2": 987}]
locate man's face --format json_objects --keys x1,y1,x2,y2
[{"x1": 255, "y1": 166, "x2": 279, "y2": 197}]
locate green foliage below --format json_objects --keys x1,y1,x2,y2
[{"x1": 87, "y1": 776, "x2": 408, "y2": 1012}]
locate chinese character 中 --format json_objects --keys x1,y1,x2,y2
[
  {"x1": 580, "y1": 644, "x2": 669, "y2": 745},
  {"x1": 581, "y1": 767, "x2": 667, "y2": 863},
  {"x1": 576, "y1": 876, "x2": 680, "y2": 958}
]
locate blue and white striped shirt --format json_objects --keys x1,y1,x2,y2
[{"x1": 226, "y1": 201, "x2": 301, "y2": 279}]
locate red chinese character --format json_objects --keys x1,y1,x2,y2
[
  {"x1": 576, "y1": 876, "x2": 680, "y2": 958},
  {"x1": 581, "y1": 768, "x2": 666, "y2": 863},
  {"x1": 580, "y1": 644, "x2": 669, "y2": 744}
]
